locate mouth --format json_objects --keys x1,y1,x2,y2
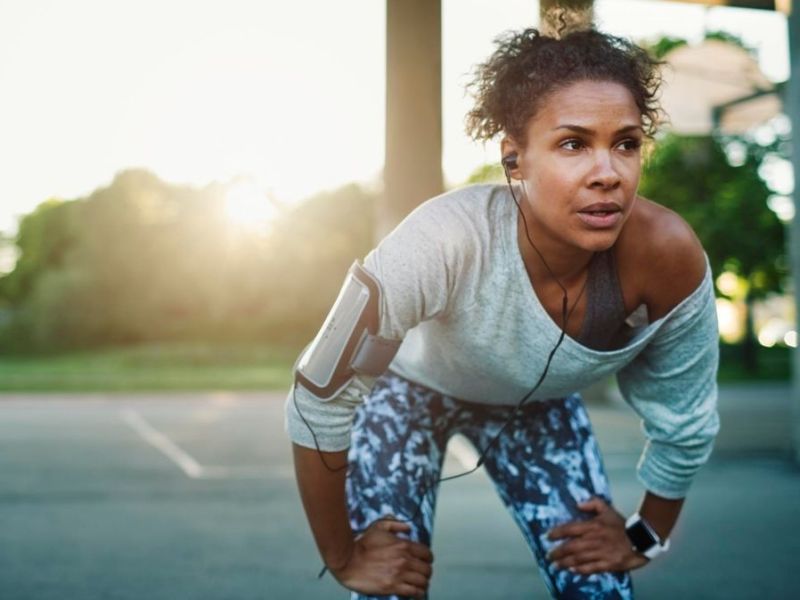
[{"x1": 577, "y1": 205, "x2": 622, "y2": 228}]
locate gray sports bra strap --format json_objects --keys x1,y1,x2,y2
[{"x1": 577, "y1": 249, "x2": 628, "y2": 351}]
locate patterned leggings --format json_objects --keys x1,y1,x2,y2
[{"x1": 345, "y1": 370, "x2": 634, "y2": 600}]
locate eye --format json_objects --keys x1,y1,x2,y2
[
  {"x1": 618, "y1": 138, "x2": 642, "y2": 152},
  {"x1": 560, "y1": 139, "x2": 584, "y2": 151}
]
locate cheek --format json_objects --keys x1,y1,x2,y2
[
  {"x1": 530, "y1": 168, "x2": 574, "y2": 195},
  {"x1": 624, "y1": 160, "x2": 642, "y2": 182}
]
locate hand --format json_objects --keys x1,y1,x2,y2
[
  {"x1": 330, "y1": 516, "x2": 434, "y2": 599},
  {"x1": 545, "y1": 497, "x2": 650, "y2": 575}
]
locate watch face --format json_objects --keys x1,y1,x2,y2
[{"x1": 626, "y1": 521, "x2": 657, "y2": 551}]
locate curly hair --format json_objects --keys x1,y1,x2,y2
[{"x1": 464, "y1": 26, "x2": 667, "y2": 148}]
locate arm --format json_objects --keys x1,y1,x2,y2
[
  {"x1": 638, "y1": 491, "x2": 684, "y2": 542},
  {"x1": 616, "y1": 251, "x2": 720, "y2": 501},
  {"x1": 287, "y1": 338, "x2": 434, "y2": 597},
  {"x1": 291, "y1": 443, "x2": 354, "y2": 572},
  {"x1": 285, "y1": 374, "x2": 374, "y2": 575},
  {"x1": 292, "y1": 438, "x2": 432, "y2": 598},
  {"x1": 548, "y1": 251, "x2": 719, "y2": 573},
  {"x1": 618, "y1": 221, "x2": 713, "y2": 544},
  {"x1": 285, "y1": 197, "x2": 465, "y2": 594},
  {"x1": 613, "y1": 249, "x2": 719, "y2": 563}
]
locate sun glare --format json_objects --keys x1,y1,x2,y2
[{"x1": 224, "y1": 180, "x2": 277, "y2": 229}]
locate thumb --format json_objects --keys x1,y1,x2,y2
[
  {"x1": 578, "y1": 497, "x2": 607, "y2": 513},
  {"x1": 377, "y1": 516, "x2": 412, "y2": 533}
]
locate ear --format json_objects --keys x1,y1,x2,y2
[{"x1": 500, "y1": 136, "x2": 523, "y2": 180}]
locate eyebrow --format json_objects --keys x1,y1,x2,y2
[{"x1": 552, "y1": 124, "x2": 644, "y2": 135}]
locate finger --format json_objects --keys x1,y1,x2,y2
[
  {"x1": 547, "y1": 520, "x2": 595, "y2": 541},
  {"x1": 557, "y1": 549, "x2": 609, "y2": 569},
  {"x1": 378, "y1": 519, "x2": 412, "y2": 534},
  {"x1": 404, "y1": 556, "x2": 434, "y2": 578},
  {"x1": 380, "y1": 513, "x2": 408, "y2": 525},
  {"x1": 402, "y1": 569, "x2": 431, "y2": 589},
  {"x1": 573, "y1": 551, "x2": 612, "y2": 566},
  {"x1": 395, "y1": 583, "x2": 427, "y2": 599},
  {"x1": 380, "y1": 513, "x2": 403, "y2": 523},
  {"x1": 547, "y1": 539, "x2": 600, "y2": 562},
  {"x1": 406, "y1": 541, "x2": 435, "y2": 563},
  {"x1": 577, "y1": 497, "x2": 608, "y2": 514}
]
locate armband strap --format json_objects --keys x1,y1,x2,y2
[
  {"x1": 294, "y1": 260, "x2": 401, "y2": 400},
  {"x1": 351, "y1": 334, "x2": 401, "y2": 375}
]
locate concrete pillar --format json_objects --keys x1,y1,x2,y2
[
  {"x1": 381, "y1": 0, "x2": 443, "y2": 241},
  {"x1": 787, "y1": 2, "x2": 800, "y2": 465}
]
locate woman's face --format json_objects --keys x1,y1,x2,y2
[{"x1": 502, "y1": 79, "x2": 644, "y2": 253}]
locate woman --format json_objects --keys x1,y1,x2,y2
[{"x1": 285, "y1": 27, "x2": 720, "y2": 599}]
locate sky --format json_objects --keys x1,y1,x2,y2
[{"x1": 0, "y1": 0, "x2": 792, "y2": 238}]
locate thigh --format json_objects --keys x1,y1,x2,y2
[
  {"x1": 459, "y1": 393, "x2": 634, "y2": 600},
  {"x1": 345, "y1": 371, "x2": 457, "y2": 600}
]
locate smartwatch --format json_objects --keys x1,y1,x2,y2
[{"x1": 625, "y1": 512, "x2": 670, "y2": 560}]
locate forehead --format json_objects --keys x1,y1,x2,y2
[{"x1": 530, "y1": 79, "x2": 642, "y2": 132}]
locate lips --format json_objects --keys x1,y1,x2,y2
[
  {"x1": 576, "y1": 201, "x2": 623, "y2": 228},
  {"x1": 579, "y1": 202, "x2": 621, "y2": 214}
]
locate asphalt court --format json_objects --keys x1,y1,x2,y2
[
  {"x1": 0, "y1": 387, "x2": 797, "y2": 599},
  {"x1": 0, "y1": 393, "x2": 554, "y2": 599}
]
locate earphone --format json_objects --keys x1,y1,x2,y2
[
  {"x1": 501, "y1": 152, "x2": 519, "y2": 171},
  {"x1": 292, "y1": 151, "x2": 588, "y2": 590}
]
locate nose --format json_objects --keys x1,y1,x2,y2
[{"x1": 589, "y1": 150, "x2": 621, "y2": 189}]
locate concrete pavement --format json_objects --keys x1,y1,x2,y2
[{"x1": 0, "y1": 382, "x2": 795, "y2": 599}]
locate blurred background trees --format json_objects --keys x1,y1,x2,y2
[
  {"x1": 0, "y1": 33, "x2": 791, "y2": 381},
  {"x1": 0, "y1": 169, "x2": 376, "y2": 353},
  {"x1": 639, "y1": 131, "x2": 789, "y2": 372}
]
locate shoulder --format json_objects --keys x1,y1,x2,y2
[
  {"x1": 406, "y1": 182, "x2": 501, "y2": 222},
  {"x1": 620, "y1": 195, "x2": 708, "y2": 322},
  {"x1": 388, "y1": 183, "x2": 502, "y2": 248},
  {"x1": 369, "y1": 183, "x2": 502, "y2": 272}
]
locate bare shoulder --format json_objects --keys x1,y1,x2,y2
[{"x1": 620, "y1": 195, "x2": 708, "y2": 322}]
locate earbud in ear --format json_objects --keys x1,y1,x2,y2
[{"x1": 502, "y1": 153, "x2": 519, "y2": 171}]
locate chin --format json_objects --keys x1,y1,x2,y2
[{"x1": 576, "y1": 231, "x2": 620, "y2": 253}]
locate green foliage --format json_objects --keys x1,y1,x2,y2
[
  {"x1": 0, "y1": 342, "x2": 299, "y2": 391},
  {"x1": 639, "y1": 35, "x2": 687, "y2": 60},
  {"x1": 259, "y1": 182, "x2": 376, "y2": 344},
  {"x1": 637, "y1": 29, "x2": 753, "y2": 61},
  {"x1": 0, "y1": 170, "x2": 377, "y2": 353},
  {"x1": 639, "y1": 132, "x2": 787, "y2": 300},
  {"x1": 0, "y1": 198, "x2": 79, "y2": 305},
  {"x1": 703, "y1": 30, "x2": 757, "y2": 56},
  {"x1": 465, "y1": 163, "x2": 505, "y2": 185},
  {"x1": 718, "y1": 342, "x2": 790, "y2": 382}
]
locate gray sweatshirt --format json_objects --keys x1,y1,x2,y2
[{"x1": 284, "y1": 182, "x2": 721, "y2": 500}]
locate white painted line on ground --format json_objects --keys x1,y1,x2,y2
[{"x1": 121, "y1": 409, "x2": 204, "y2": 479}]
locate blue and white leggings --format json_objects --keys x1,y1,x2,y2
[{"x1": 345, "y1": 370, "x2": 634, "y2": 599}]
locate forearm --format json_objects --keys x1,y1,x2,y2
[
  {"x1": 291, "y1": 442, "x2": 355, "y2": 570},
  {"x1": 637, "y1": 490, "x2": 685, "y2": 541}
]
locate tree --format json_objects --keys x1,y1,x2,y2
[
  {"x1": 0, "y1": 198, "x2": 79, "y2": 306},
  {"x1": 637, "y1": 31, "x2": 789, "y2": 372},
  {"x1": 0, "y1": 168, "x2": 379, "y2": 352},
  {"x1": 465, "y1": 163, "x2": 504, "y2": 185},
  {"x1": 639, "y1": 131, "x2": 788, "y2": 372}
]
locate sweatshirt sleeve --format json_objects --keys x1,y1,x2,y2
[
  {"x1": 615, "y1": 255, "x2": 721, "y2": 499},
  {"x1": 284, "y1": 196, "x2": 469, "y2": 451}
]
